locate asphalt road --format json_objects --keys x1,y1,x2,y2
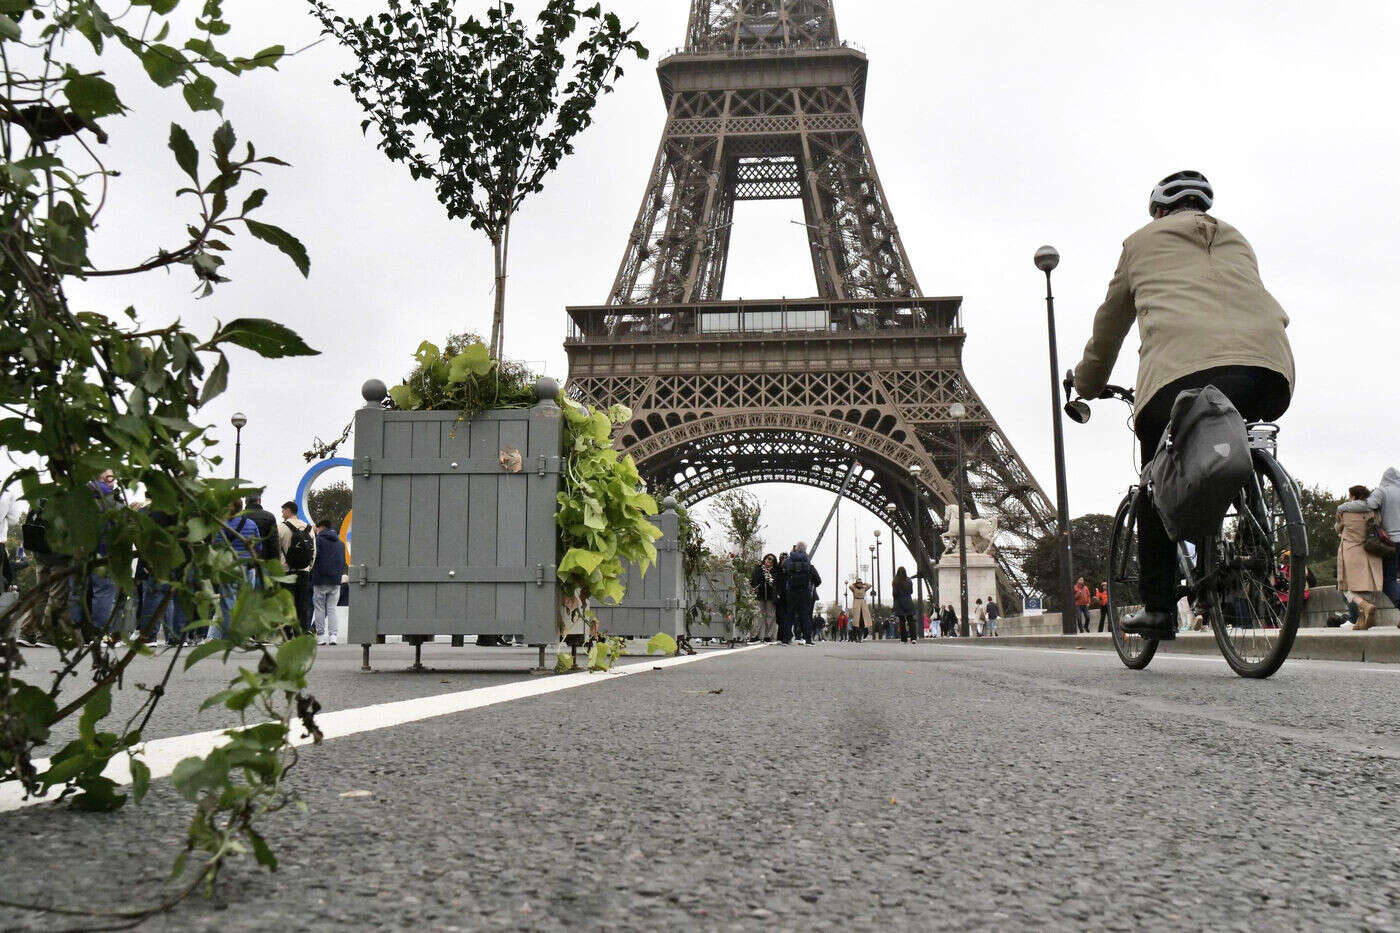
[{"x1": 3, "y1": 640, "x2": 1400, "y2": 931}]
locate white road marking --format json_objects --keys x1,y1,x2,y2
[
  {"x1": 0, "y1": 644, "x2": 766, "y2": 814},
  {"x1": 930, "y1": 640, "x2": 1400, "y2": 672}
]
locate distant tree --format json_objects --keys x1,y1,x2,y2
[
  {"x1": 309, "y1": 0, "x2": 648, "y2": 359},
  {"x1": 1297, "y1": 483, "x2": 1343, "y2": 586},
  {"x1": 713, "y1": 490, "x2": 765, "y2": 564},
  {"x1": 308, "y1": 481, "x2": 352, "y2": 530},
  {"x1": 1023, "y1": 513, "x2": 1116, "y2": 612}
]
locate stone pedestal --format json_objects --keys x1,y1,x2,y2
[{"x1": 936, "y1": 551, "x2": 999, "y2": 616}]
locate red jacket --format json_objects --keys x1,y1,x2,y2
[{"x1": 1074, "y1": 583, "x2": 1092, "y2": 607}]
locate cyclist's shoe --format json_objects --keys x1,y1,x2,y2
[{"x1": 1120, "y1": 609, "x2": 1177, "y2": 641}]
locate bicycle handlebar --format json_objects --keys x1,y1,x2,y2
[{"x1": 1063, "y1": 371, "x2": 1134, "y2": 424}]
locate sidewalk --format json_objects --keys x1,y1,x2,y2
[{"x1": 964, "y1": 628, "x2": 1400, "y2": 664}]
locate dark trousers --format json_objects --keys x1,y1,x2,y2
[
  {"x1": 1382, "y1": 550, "x2": 1400, "y2": 607},
  {"x1": 785, "y1": 597, "x2": 812, "y2": 643},
  {"x1": 286, "y1": 571, "x2": 314, "y2": 633},
  {"x1": 897, "y1": 613, "x2": 915, "y2": 642},
  {"x1": 1134, "y1": 366, "x2": 1291, "y2": 612},
  {"x1": 1097, "y1": 607, "x2": 1109, "y2": 632}
]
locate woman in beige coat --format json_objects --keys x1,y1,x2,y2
[
  {"x1": 847, "y1": 579, "x2": 872, "y2": 642},
  {"x1": 1337, "y1": 485, "x2": 1385, "y2": 628}
]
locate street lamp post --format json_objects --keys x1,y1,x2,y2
[
  {"x1": 231, "y1": 412, "x2": 248, "y2": 480},
  {"x1": 1035, "y1": 245, "x2": 1077, "y2": 635},
  {"x1": 872, "y1": 529, "x2": 882, "y2": 607},
  {"x1": 909, "y1": 463, "x2": 925, "y2": 628},
  {"x1": 868, "y1": 543, "x2": 876, "y2": 609},
  {"x1": 950, "y1": 402, "x2": 970, "y2": 636}
]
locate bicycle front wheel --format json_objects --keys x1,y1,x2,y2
[
  {"x1": 1202, "y1": 450, "x2": 1307, "y2": 678},
  {"x1": 1107, "y1": 489, "x2": 1158, "y2": 670}
]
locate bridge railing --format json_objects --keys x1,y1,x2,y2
[{"x1": 565, "y1": 296, "x2": 963, "y2": 343}]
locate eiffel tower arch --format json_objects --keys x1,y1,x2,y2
[{"x1": 566, "y1": 1, "x2": 1056, "y2": 600}]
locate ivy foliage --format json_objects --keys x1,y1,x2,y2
[
  {"x1": 0, "y1": 0, "x2": 319, "y2": 910},
  {"x1": 556, "y1": 397, "x2": 662, "y2": 611},
  {"x1": 387, "y1": 333, "x2": 538, "y2": 417}
]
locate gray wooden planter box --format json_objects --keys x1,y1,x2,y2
[
  {"x1": 687, "y1": 570, "x2": 739, "y2": 641},
  {"x1": 590, "y1": 504, "x2": 683, "y2": 640},
  {"x1": 349, "y1": 381, "x2": 563, "y2": 652}
]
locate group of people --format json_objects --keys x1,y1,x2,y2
[
  {"x1": 748, "y1": 551, "x2": 1010, "y2": 645},
  {"x1": 1336, "y1": 468, "x2": 1400, "y2": 629},
  {"x1": 1072, "y1": 577, "x2": 1110, "y2": 634},
  {"x1": 749, "y1": 543, "x2": 823, "y2": 645},
  {"x1": 3, "y1": 471, "x2": 350, "y2": 648}
]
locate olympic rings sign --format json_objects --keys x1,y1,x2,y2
[{"x1": 294, "y1": 457, "x2": 353, "y2": 561}]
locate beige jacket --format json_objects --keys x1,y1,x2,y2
[
  {"x1": 1336, "y1": 509, "x2": 1384, "y2": 594},
  {"x1": 1074, "y1": 212, "x2": 1295, "y2": 412},
  {"x1": 276, "y1": 516, "x2": 316, "y2": 571}
]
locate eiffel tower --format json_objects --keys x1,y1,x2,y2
[{"x1": 566, "y1": 0, "x2": 1056, "y2": 600}]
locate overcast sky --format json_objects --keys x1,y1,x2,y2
[{"x1": 60, "y1": 0, "x2": 1400, "y2": 604}]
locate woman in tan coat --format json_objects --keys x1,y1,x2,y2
[
  {"x1": 847, "y1": 579, "x2": 872, "y2": 642},
  {"x1": 1337, "y1": 485, "x2": 1385, "y2": 629}
]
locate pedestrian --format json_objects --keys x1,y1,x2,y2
[
  {"x1": 215, "y1": 498, "x2": 260, "y2": 641},
  {"x1": 242, "y1": 494, "x2": 279, "y2": 578},
  {"x1": 279, "y1": 502, "x2": 317, "y2": 634},
  {"x1": 974, "y1": 598, "x2": 986, "y2": 637},
  {"x1": 1338, "y1": 468, "x2": 1400, "y2": 607},
  {"x1": 750, "y1": 553, "x2": 782, "y2": 642},
  {"x1": 311, "y1": 518, "x2": 348, "y2": 646},
  {"x1": 0, "y1": 486, "x2": 22, "y2": 642},
  {"x1": 68, "y1": 468, "x2": 123, "y2": 633},
  {"x1": 780, "y1": 543, "x2": 821, "y2": 645},
  {"x1": 774, "y1": 552, "x2": 789, "y2": 641},
  {"x1": 1095, "y1": 582, "x2": 1110, "y2": 632},
  {"x1": 0, "y1": 485, "x2": 19, "y2": 593},
  {"x1": 986, "y1": 597, "x2": 1000, "y2": 637},
  {"x1": 1336, "y1": 486, "x2": 1387, "y2": 630},
  {"x1": 943, "y1": 605, "x2": 959, "y2": 637},
  {"x1": 892, "y1": 566, "x2": 916, "y2": 643},
  {"x1": 848, "y1": 577, "x2": 872, "y2": 642},
  {"x1": 1073, "y1": 577, "x2": 1092, "y2": 633},
  {"x1": 135, "y1": 506, "x2": 181, "y2": 646},
  {"x1": 837, "y1": 608, "x2": 849, "y2": 642}
]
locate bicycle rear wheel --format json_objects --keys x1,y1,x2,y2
[
  {"x1": 1202, "y1": 450, "x2": 1306, "y2": 678},
  {"x1": 1107, "y1": 489, "x2": 1158, "y2": 670}
]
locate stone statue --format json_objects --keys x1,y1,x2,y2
[{"x1": 941, "y1": 503, "x2": 999, "y2": 556}]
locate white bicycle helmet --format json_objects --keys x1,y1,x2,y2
[{"x1": 1149, "y1": 170, "x2": 1214, "y2": 216}]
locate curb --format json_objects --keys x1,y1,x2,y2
[{"x1": 969, "y1": 630, "x2": 1400, "y2": 664}]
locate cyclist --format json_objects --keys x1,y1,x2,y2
[{"x1": 1071, "y1": 171, "x2": 1295, "y2": 640}]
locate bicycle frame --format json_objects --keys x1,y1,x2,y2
[{"x1": 1116, "y1": 438, "x2": 1282, "y2": 612}]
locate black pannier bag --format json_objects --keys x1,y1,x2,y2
[{"x1": 1145, "y1": 387, "x2": 1253, "y2": 546}]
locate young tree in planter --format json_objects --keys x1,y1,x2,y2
[
  {"x1": 0, "y1": 0, "x2": 321, "y2": 914},
  {"x1": 309, "y1": 0, "x2": 648, "y2": 359},
  {"x1": 713, "y1": 489, "x2": 765, "y2": 564}
]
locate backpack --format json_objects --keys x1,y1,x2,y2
[
  {"x1": 1144, "y1": 386, "x2": 1253, "y2": 546},
  {"x1": 785, "y1": 558, "x2": 811, "y2": 595},
  {"x1": 21, "y1": 499, "x2": 50, "y2": 556},
  {"x1": 283, "y1": 520, "x2": 315, "y2": 570}
]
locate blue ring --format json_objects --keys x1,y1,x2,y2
[{"x1": 294, "y1": 458, "x2": 353, "y2": 523}]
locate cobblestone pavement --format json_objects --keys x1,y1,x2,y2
[{"x1": 3, "y1": 640, "x2": 1400, "y2": 931}]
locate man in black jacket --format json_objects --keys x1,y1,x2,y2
[
  {"x1": 781, "y1": 543, "x2": 822, "y2": 646},
  {"x1": 243, "y1": 494, "x2": 279, "y2": 573}
]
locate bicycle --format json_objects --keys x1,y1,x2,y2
[{"x1": 1065, "y1": 377, "x2": 1308, "y2": 679}]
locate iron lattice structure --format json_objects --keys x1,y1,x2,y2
[{"x1": 567, "y1": 2, "x2": 1055, "y2": 601}]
